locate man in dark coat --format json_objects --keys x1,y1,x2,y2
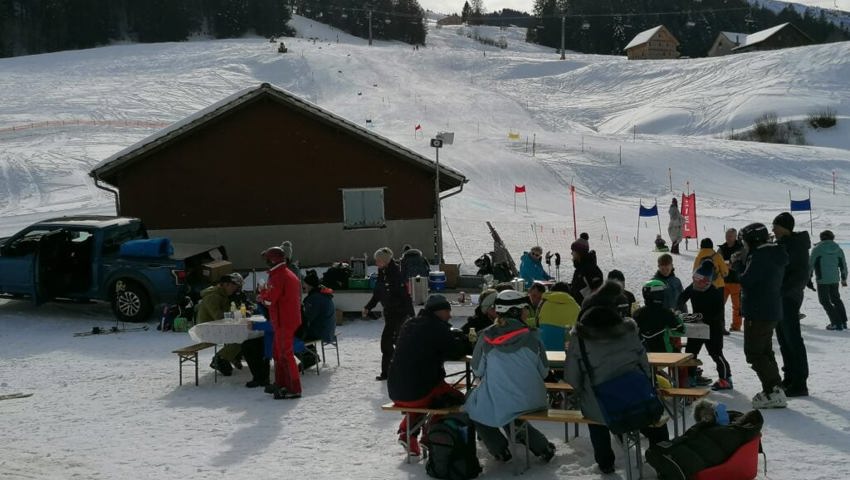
[
  {"x1": 570, "y1": 240, "x2": 604, "y2": 305},
  {"x1": 388, "y1": 295, "x2": 467, "y2": 456},
  {"x1": 739, "y1": 223, "x2": 789, "y2": 409},
  {"x1": 399, "y1": 244, "x2": 431, "y2": 280},
  {"x1": 772, "y1": 212, "x2": 811, "y2": 397},
  {"x1": 364, "y1": 247, "x2": 415, "y2": 381}
]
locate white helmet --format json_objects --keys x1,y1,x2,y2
[{"x1": 494, "y1": 290, "x2": 530, "y2": 314}]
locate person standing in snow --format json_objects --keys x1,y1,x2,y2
[
  {"x1": 810, "y1": 230, "x2": 848, "y2": 331},
  {"x1": 363, "y1": 247, "x2": 414, "y2": 381},
  {"x1": 772, "y1": 212, "x2": 811, "y2": 397},
  {"x1": 519, "y1": 246, "x2": 552, "y2": 288},
  {"x1": 718, "y1": 228, "x2": 745, "y2": 332},
  {"x1": 257, "y1": 246, "x2": 303, "y2": 399},
  {"x1": 678, "y1": 260, "x2": 733, "y2": 390},
  {"x1": 653, "y1": 254, "x2": 685, "y2": 313},
  {"x1": 668, "y1": 198, "x2": 684, "y2": 254},
  {"x1": 738, "y1": 223, "x2": 788, "y2": 409},
  {"x1": 570, "y1": 240, "x2": 603, "y2": 305}
]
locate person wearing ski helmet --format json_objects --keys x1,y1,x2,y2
[
  {"x1": 633, "y1": 280, "x2": 682, "y2": 353},
  {"x1": 255, "y1": 246, "x2": 303, "y2": 399},
  {"x1": 737, "y1": 222, "x2": 789, "y2": 409},
  {"x1": 464, "y1": 290, "x2": 556, "y2": 464}
]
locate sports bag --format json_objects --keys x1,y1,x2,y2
[
  {"x1": 578, "y1": 337, "x2": 664, "y2": 435},
  {"x1": 424, "y1": 413, "x2": 482, "y2": 480}
]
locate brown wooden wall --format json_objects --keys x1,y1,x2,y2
[
  {"x1": 108, "y1": 97, "x2": 445, "y2": 230},
  {"x1": 738, "y1": 28, "x2": 811, "y2": 53}
]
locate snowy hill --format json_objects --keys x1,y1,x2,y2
[
  {"x1": 751, "y1": 0, "x2": 850, "y2": 29},
  {"x1": 2, "y1": 14, "x2": 850, "y2": 480}
]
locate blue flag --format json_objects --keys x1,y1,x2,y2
[
  {"x1": 639, "y1": 203, "x2": 658, "y2": 217},
  {"x1": 790, "y1": 198, "x2": 811, "y2": 212}
]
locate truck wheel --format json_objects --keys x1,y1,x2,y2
[{"x1": 111, "y1": 279, "x2": 152, "y2": 323}]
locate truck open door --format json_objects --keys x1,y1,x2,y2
[{"x1": 34, "y1": 229, "x2": 69, "y2": 305}]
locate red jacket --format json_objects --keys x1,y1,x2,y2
[{"x1": 259, "y1": 263, "x2": 302, "y2": 335}]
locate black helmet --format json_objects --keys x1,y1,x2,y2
[
  {"x1": 642, "y1": 280, "x2": 667, "y2": 306},
  {"x1": 741, "y1": 223, "x2": 769, "y2": 247}
]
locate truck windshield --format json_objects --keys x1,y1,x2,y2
[{"x1": 102, "y1": 222, "x2": 147, "y2": 255}]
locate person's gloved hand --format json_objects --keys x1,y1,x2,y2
[{"x1": 806, "y1": 280, "x2": 816, "y2": 291}]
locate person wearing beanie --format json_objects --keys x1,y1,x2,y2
[
  {"x1": 718, "y1": 228, "x2": 745, "y2": 332},
  {"x1": 668, "y1": 198, "x2": 684, "y2": 254},
  {"x1": 771, "y1": 212, "x2": 812, "y2": 397},
  {"x1": 364, "y1": 246, "x2": 414, "y2": 381},
  {"x1": 299, "y1": 269, "x2": 336, "y2": 344},
  {"x1": 606, "y1": 270, "x2": 637, "y2": 316},
  {"x1": 257, "y1": 245, "x2": 303, "y2": 399},
  {"x1": 693, "y1": 237, "x2": 729, "y2": 292},
  {"x1": 679, "y1": 260, "x2": 733, "y2": 390},
  {"x1": 519, "y1": 246, "x2": 552, "y2": 288},
  {"x1": 197, "y1": 273, "x2": 246, "y2": 377},
  {"x1": 736, "y1": 222, "x2": 789, "y2": 409},
  {"x1": 388, "y1": 294, "x2": 466, "y2": 457},
  {"x1": 565, "y1": 297, "x2": 669, "y2": 475},
  {"x1": 810, "y1": 230, "x2": 848, "y2": 330},
  {"x1": 570, "y1": 241, "x2": 603, "y2": 305},
  {"x1": 465, "y1": 290, "x2": 556, "y2": 464}
]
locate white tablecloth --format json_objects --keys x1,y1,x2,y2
[{"x1": 188, "y1": 316, "x2": 265, "y2": 344}]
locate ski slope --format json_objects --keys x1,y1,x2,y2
[{"x1": 1, "y1": 15, "x2": 850, "y2": 480}]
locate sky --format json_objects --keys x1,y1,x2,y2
[{"x1": 418, "y1": 0, "x2": 850, "y2": 14}]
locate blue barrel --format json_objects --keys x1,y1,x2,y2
[
  {"x1": 369, "y1": 273, "x2": 378, "y2": 289},
  {"x1": 429, "y1": 271, "x2": 447, "y2": 292}
]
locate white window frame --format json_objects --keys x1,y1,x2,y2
[{"x1": 341, "y1": 187, "x2": 386, "y2": 230}]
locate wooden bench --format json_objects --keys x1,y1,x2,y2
[
  {"x1": 301, "y1": 333, "x2": 341, "y2": 376},
  {"x1": 381, "y1": 402, "x2": 463, "y2": 463},
  {"x1": 172, "y1": 342, "x2": 217, "y2": 386},
  {"x1": 659, "y1": 387, "x2": 711, "y2": 436}
]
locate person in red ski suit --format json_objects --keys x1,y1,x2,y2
[{"x1": 258, "y1": 246, "x2": 303, "y2": 399}]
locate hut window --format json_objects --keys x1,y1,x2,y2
[{"x1": 342, "y1": 188, "x2": 386, "y2": 229}]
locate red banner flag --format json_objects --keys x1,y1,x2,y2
[
  {"x1": 681, "y1": 193, "x2": 698, "y2": 239},
  {"x1": 515, "y1": 185, "x2": 526, "y2": 193},
  {"x1": 414, "y1": 124, "x2": 422, "y2": 131}
]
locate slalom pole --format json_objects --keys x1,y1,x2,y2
[
  {"x1": 603, "y1": 216, "x2": 614, "y2": 259},
  {"x1": 444, "y1": 216, "x2": 466, "y2": 265},
  {"x1": 655, "y1": 197, "x2": 662, "y2": 235}
]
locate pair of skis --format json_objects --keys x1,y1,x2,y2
[
  {"x1": 73, "y1": 325, "x2": 150, "y2": 337},
  {"x1": 0, "y1": 392, "x2": 33, "y2": 401}
]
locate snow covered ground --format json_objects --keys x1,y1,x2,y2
[{"x1": 1, "y1": 16, "x2": 850, "y2": 480}]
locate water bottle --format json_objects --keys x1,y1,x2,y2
[{"x1": 468, "y1": 327, "x2": 478, "y2": 344}]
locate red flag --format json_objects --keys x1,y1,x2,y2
[
  {"x1": 414, "y1": 124, "x2": 421, "y2": 131},
  {"x1": 515, "y1": 185, "x2": 526, "y2": 193},
  {"x1": 681, "y1": 193, "x2": 698, "y2": 239}
]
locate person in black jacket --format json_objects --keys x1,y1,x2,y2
[
  {"x1": 459, "y1": 289, "x2": 498, "y2": 352},
  {"x1": 738, "y1": 223, "x2": 789, "y2": 409},
  {"x1": 363, "y1": 247, "x2": 415, "y2": 381},
  {"x1": 570, "y1": 240, "x2": 604, "y2": 305},
  {"x1": 388, "y1": 295, "x2": 467, "y2": 457},
  {"x1": 772, "y1": 212, "x2": 811, "y2": 397},
  {"x1": 718, "y1": 228, "x2": 745, "y2": 332},
  {"x1": 679, "y1": 260, "x2": 732, "y2": 390}
]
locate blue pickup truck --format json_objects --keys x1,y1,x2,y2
[{"x1": 0, "y1": 216, "x2": 228, "y2": 322}]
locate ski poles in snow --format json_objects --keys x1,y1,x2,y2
[{"x1": 554, "y1": 252, "x2": 561, "y2": 281}]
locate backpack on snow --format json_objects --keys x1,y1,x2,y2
[{"x1": 424, "y1": 413, "x2": 482, "y2": 480}]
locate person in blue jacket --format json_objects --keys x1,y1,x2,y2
[
  {"x1": 464, "y1": 290, "x2": 555, "y2": 463},
  {"x1": 519, "y1": 246, "x2": 551, "y2": 287},
  {"x1": 299, "y1": 270, "x2": 337, "y2": 343}
]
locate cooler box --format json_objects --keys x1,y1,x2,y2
[
  {"x1": 347, "y1": 277, "x2": 371, "y2": 290},
  {"x1": 429, "y1": 271, "x2": 447, "y2": 292},
  {"x1": 410, "y1": 276, "x2": 428, "y2": 305},
  {"x1": 369, "y1": 273, "x2": 378, "y2": 289}
]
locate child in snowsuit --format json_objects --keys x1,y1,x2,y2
[{"x1": 678, "y1": 260, "x2": 732, "y2": 390}]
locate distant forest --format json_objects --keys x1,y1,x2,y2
[
  {"x1": 0, "y1": 0, "x2": 294, "y2": 58},
  {"x1": 523, "y1": 0, "x2": 850, "y2": 57}
]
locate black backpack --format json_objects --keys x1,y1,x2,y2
[
  {"x1": 322, "y1": 262, "x2": 352, "y2": 290},
  {"x1": 424, "y1": 413, "x2": 482, "y2": 480}
]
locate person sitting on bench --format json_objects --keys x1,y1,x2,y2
[
  {"x1": 564, "y1": 285, "x2": 670, "y2": 475},
  {"x1": 388, "y1": 295, "x2": 467, "y2": 457},
  {"x1": 464, "y1": 290, "x2": 556, "y2": 464},
  {"x1": 197, "y1": 273, "x2": 245, "y2": 376}
]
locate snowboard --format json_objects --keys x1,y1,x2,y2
[{"x1": 0, "y1": 392, "x2": 33, "y2": 401}]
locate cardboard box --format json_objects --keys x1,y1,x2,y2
[
  {"x1": 440, "y1": 263, "x2": 460, "y2": 289},
  {"x1": 202, "y1": 259, "x2": 233, "y2": 283}
]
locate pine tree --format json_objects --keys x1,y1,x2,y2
[{"x1": 461, "y1": 1, "x2": 471, "y2": 23}]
